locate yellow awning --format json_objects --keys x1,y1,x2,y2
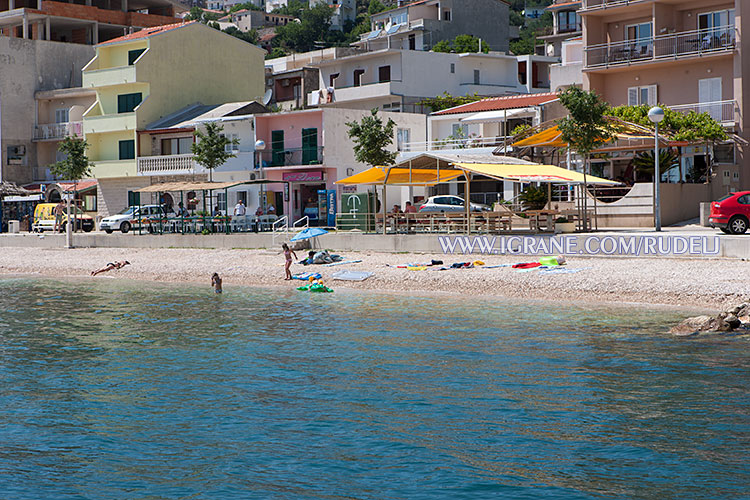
[
  {"x1": 454, "y1": 162, "x2": 620, "y2": 185},
  {"x1": 335, "y1": 167, "x2": 464, "y2": 186},
  {"x1": 512, "y1": 126, "x2": 567, "y2": 148}
]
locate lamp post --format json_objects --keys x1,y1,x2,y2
[
  {"x1": 254, "y1": 139, "x2": 266, "y2": 212},
  {"x1": 648, "y1": 106, "x2": 664, "y2": 232}
]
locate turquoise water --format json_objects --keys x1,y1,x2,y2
[{"x1": 0, "y1": 278, "x2": 749, "y2": 500}]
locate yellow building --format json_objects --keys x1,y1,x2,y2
[{"x1": 81, "y1": 21, "x2": 265, "y2": 216}]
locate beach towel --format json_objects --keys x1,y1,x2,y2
[
  {"x1": 483, "y1": 264, "x2": 515, "y2": 269},
  {"x1": 323, "y1": 259, "x2": 362, "y2": 267},
  {"x1": 292, "y1": 272, "x2": 322, "y2": 281},
  {"x1": 512, "y1": 262, "x2": 542, "y2": 269},
  {"x1": 331, "y1": 270, "x2": 374, "y2": 281},
  {"x1": 539, "y1": 267, "x2": 590, "y2": 275},
  {"x1": 450, "y1": 262, "x2": 474, "y2": 269},
  {"x1": 407, "y1": 266, "x2": 428, "y2": 271}
]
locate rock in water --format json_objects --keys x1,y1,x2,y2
[{"x1": 670, "y1": 315, "x2": 717, "y2": 336}]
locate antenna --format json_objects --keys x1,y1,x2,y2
[{"x1": 262, "y1": 88, "x2": 273, "y2": 106}]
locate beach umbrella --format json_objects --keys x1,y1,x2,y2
[{"x1": 290, "y1": 227, "x2": 328, "y2": 242}]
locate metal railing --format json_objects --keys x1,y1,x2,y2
[
  {"x1": 401, "y1": 136, "x2": 511, "y2": 152},
  {"x1": 585, "y1": 26, "x2": 737, "y2": 69},
  {"x1": 258, "y1": 147, "x2": 324, "y2": 167},
  {"x1": 670, "y1": 100, "x2": 737, "y2": 124},
  {"x1": 271, "y1": 215, "x2": 289, "y2": 245},
  {"x1": 581, "y1": 0, "x2": 647, "y2": 10},
  {"x1": 33, "y1": 121, "x2": 83, "y2": 140},
  {"x1": 137, "y1": 154, "x2": 196, "y2": 175}
]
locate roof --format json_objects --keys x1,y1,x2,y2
[
  {"x1": 97, "y1": 21, "x2": 194, "y2": 46},
  {"x1": 433, "y1": 93, "x2": 559, "y2": 116},
  {"x1": 145, "y1": 101, "x2": 265, "y2": 130},
  {"x1": 0, "y1": 181, "x2": 31, "y2": 197},
  {"x1": 56, "y1": 180, "x2": 98, "y2": 192},
  {"x1": 546, "y1": 1, "x2": 582, "y2": 10},
  {"x1": 373, "y1": 0, "x2": 508, "y2": 18}
]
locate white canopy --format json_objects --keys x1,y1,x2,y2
[{"x1": 459, "y1": 107, "x2": 538, "y2": 124}]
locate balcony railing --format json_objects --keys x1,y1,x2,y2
[
  {"x1": 137, "y1": 154, "x2": 195, "y2": 175},
  {"x1": 581, "y1": 0, "x2": 647, "y2": 10},
  {"x1": 585, "y1": 26, "x2": 737, "y2": 69},
  {"x1": 258, "y1": 147, "x2": 324, "y2": 167},
  {"x1": 33, "y1": 121, "x2": 83, "y2": 141},
  {"x1": 402, "y1": 136, "x2": 511, "y2": 152},
  {"x1": 558, "y1": 23, "x2": 582, "y2": 34},
  {"x1": 670, "y1": 100, "x2": 737, "y2": 124}
]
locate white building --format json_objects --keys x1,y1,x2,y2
[
  {"x1": 549, "y1": 37, "x2": 583, "y2": 93},
  {"x1": 309, "y1": 0, "x2": 355, "y2": 30},
  {"x1": 309, "y1": 49, "x2": 558, "y2": 113},
  {"x1": 265, "y1": 0, "x2": 287, "y2": 13}
]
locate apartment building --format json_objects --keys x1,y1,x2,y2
[
  {"x1": 0, "y1": 0, "x2": 183, "y2": 45},
  {"x1": 81, "y1": 21, "x2": 265, "y2": 216},
  {"x1": 354, "y1": 0, "x2": 510, "y2": 53},
  {"x1": 581, "y1": 0, "x2": 749, "y2": 191},
  {"x1": 540, "y1": 0, "x2": 582, "y2": 58},
  {"x1": 254, "y1": 108, "x2": 426, "y2": 222},
  {"x1": 309, "y1": 49, "x2": 557, "y2": 113}
]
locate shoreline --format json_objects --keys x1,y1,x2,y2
[{"x1": 1, "y1": 246, "x2": 747, "y2": 311}]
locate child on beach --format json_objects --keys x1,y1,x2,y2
[
  {"x1": 211, "y1": 273, "x2": 223, "y2": 294},
  {"x1": 282, "y1": 243, "x2": 297, "y2": 280},
  {"x1": 91, "y1": 260, "x2": 130, "y2": 276}
]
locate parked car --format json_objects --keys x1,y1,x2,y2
[
  {"x1": 32, "y1": 203, "x2": 95, "y2": 233},
  {"x1": 418, "y1": 195, "x2": 490, "y2": 213},
  {"x1": 100, "y1": 205, "x2": 166, "y2": 234},
  {"x1": 709, "y1": 191, "x2": 750, "y2": 234}
]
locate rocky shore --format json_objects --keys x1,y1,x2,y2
[
  {"x1": 0, "y1": 246, "x2": 748, "y2": 312},
  {"x1": 670, "y1": 303, "x2": 750, "y2": 336}
]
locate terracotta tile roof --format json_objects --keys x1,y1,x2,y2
[
  {"x1": 433, "y1": 92, "x2": 559, "y2": 115},
  {"x1": 98, "y1": 21, "x2": 194, "y2": 46},
  {"x1": 546, "y1": 0, "x2": 581, "y2": 9}
]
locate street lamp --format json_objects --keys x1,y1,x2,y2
[
  {"x1": 254, "y1": 139, "x2": 266, "y2": 212},
  {"x1": 648, "y1": 106, "x2": 665, "y2": 232}
]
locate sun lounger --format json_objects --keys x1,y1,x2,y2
[
  {"x1": 323, "y1": 259, "x2": 362, "y2": 267},
  {"x1": 331, "y1": 270, "x2": 373, "y2": 281}
]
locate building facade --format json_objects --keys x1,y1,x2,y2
[
  {"x1": 81, "y1": 21, "x2": 265, "y2": 216},
  {"x1": 581, "y1": 0, "x2": 749, "y2": 192}
]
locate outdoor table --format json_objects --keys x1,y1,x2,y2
[{"x1": 526, "y1": 210, "x2": 559, "y2": 232}]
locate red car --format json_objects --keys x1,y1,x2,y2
[{"x1": 709, "y1": 191, "x2": 750, "y2": 234}]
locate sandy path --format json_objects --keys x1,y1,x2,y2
[{"x1": 0, "y1": 246, "x2": 747, "y2": 311}]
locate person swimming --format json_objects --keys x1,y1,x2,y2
[{"x1": 211, "y1": 273, "x2": 223, "y2": 293}]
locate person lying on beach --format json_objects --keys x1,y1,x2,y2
[
  {"x1": 91, "y1": 260, "x2": 130, "y2": 276},
  {"x1": 211, "y1": 272, "x2": 223, "y2": 293}
]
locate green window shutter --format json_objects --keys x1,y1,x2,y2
[
  {"x1": 119, "y1": 140, "x2": 135, "y2": 160},
  {"x1": 301, "y1": 128, "x2": 318, "y2": 164},
  {"x1": 271, "y1": 130, "x2": 284, "y2": 166},
  {"x1": 117, "y1": 93, "x2": 142, "y2": 113},
  {"x1": 128, "y1": 48, "x2": 146, "y2": 65},
  {"x1": 127, "y1": 190, "x2": 140, "y2": 206}
]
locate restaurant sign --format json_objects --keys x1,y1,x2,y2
[{"x1": 282, "y1": 171, "x2": 323, "y2": 182}]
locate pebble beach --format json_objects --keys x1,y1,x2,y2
[{"x1": 0, "y1": 246, "x2": 747, "y2": 310}]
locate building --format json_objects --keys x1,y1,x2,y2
[
  {"x1": 265, "y1": 0, "x2": 286, "y2": 13},
  {"x1": 309, "y1": 0, "x2": 355, "y2": 30},
  {"x1": 540, "y1": 0, "x2": 582, "y2": 58},
  {"x1": 0, "y1": 37, "x2": 95, "y2": 185},
  {"x1": 266, "y1": 67, "x2": 319, "y2": 110},
  {"x1": 80, "y1": 21, "x2": 266, "y2": 216},
  {"x1": 549, "y1": 37, "x2": 583, "y2": 92},
  {"x1": 309, "y1": 49, "x2": 557, "y2": 112},
  {"x1": 0, "y1": 0, "x2": 184, "y2": 45},
  {"x1": 227, "y1": 10, "x2": 294, "y2": 31},
  {"x1": 581, "y1": 0, "x2": 748, "y2": 193},
  {"x1": 354, "y1": 0, "x2": 511, "y2": 53},
  {"x1": 254, "y1": 108, "x2": 426, "y2": 222}
]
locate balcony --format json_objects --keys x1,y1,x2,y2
[
  {"x1": 402, "y1": 136, "x2": 510, "y2": 153},
  {"x1": 585, "y1": 26, "x2": 737, "y2": 70},
  {"x1": 258, "y1": 147, "x2": 324, "y2": 168},
  {"x1": 83, "y1": 112, "x2": 137, "y2": 135},
  {"x1": 82, "y1": 65, "x2": 137, "y2": 89},
  {"x1": 33, "y1": 121, "x2": 83, "y2": 141},
  {"x1": 137, "y1": 152, "x2": 256, "y2": 176},
  {"x1": 309, "y1": 81, "x2": 402, "y2": 105},
  {"x1": 670, "y1": 100, "x2": 737, "y2": 125},
  {"x1": 581, "y1": 0, "x2": 649, "y2": 11}
]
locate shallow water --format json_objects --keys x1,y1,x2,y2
[{"x1": 0, "y1": 277, "x2": 748, "y2": 500}]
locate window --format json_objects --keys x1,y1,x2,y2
[
  {"x1": 353, "y1": 69, "x2": 365, "y2": 87},
  {"x1": 450, "y1": 63, "x2": 455, "y2": 74},
  {"x1": 83, "y1": 194, "x2": 97, "y2": 212},
  {"x1": 127, "y1": 190, "x2": 140, "y2": 206},
  {"x1": 396, "y1": 128, "x2": 410, "y2": 151},
  {"x1": 117, "y1": 93, "x2": 142, "y2": 113},
  {"x1": 557, "y1": 11, "x2": 579, "y2": 32},
  {"x1": 128, "y1": 48, "x2": 145, "y2": 65},
  {"x1": 714, "y1": 142, "x2": 735, "y2": 164},
  {"x1": 222, "y1": 133, "x2": 239, "y2": 153},
  {"x1": 378, "y1": 65, "x2": 391, "y2": 83},
  {"x1": 698, "y1": 9, "x2": 735, "y2": 32},
  {"x1": 329, "y1": 73, "x2": 339, "y2": 87},
  {"x1": 55, "y1": 108, "x2": 69, "y2": 124},
  {"x1": 627, "y1": 85, "x2": 657, "y2": 106},
  {"x1": 473, "y1": 69, "x2": 480, "y2": 85},
  {"x1": 452, "y1": 123, "x2": 468, "y2": 138},
  {"x1": 625, "y1": 22, "x2": 652, "y2": 56},
  {"x1": 119, "y1": 140, "x2": 135, "y2": 160},
  {"x1": 443, "y1": 9, "x2": 451, "y2": 21}
]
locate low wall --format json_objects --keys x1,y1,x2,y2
[{"x1": 2, "y1": 230, "x2": 749, "y2": 259}]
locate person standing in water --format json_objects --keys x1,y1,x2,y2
[
  {"x1": 282, "y1": 243, "x2": 297, "y2": 280},
  {"x1": 211, "y1": 273, "x2": 223, "y2": 294}
]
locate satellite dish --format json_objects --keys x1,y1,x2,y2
[{"x1": 262, "y1": 88, "x2": 273, "y2": 106}]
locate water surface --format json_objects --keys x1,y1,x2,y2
[{"x1": 0, "y1": 278, "x2": 748, "y2": 500}]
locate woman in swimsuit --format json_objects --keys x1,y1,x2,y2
[
  {"x1": 282, "y1": 243, "x2": 297, "y2": 280},
  {"x1": 91, "y1": 260, "x2": 130, "y2": 276}
]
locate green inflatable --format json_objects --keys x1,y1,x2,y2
[{"x1": 297, "y1": 283, "x2": 334, "y2": 293}]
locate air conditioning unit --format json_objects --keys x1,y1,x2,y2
[{"x1": 250, "y1": 173, "x2": 257, "y2": 180}]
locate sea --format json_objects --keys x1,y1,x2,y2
[{"x1": 0, "y1": 277, "x2": 748, "y2": 500}]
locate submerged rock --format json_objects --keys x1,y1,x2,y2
[{"x1": 671, "y1": 302, "x2": 750, "y2": 336}]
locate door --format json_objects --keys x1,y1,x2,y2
[
  {"x1": 408, "y1": 34, "x2": 415, "y2": 50},
  {"x1": 301, "y1": 128, "x2": 318, "y2": 164},
  {"x1": 699, "y1": 77, "x2": 722, "y2": 121},
  {"x1": 378, "y1": 65, "x2": 391, "y2": 83},
  {"x1": 271, "y1": 130, "x2": 285, "y2": 166}
]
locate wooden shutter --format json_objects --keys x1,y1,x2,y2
[
  {"x1": 627, "y1": 87, "x2": 639, "y2": 105},
  {"x1": 646, "y1": 85, "x2": 658, "y2": 106}
]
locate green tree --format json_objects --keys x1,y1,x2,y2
[
  {"x1": 274, "y1": 3, "x2": 334, "y2": 52},
  {"x1": 346, "y1": 109, "x2": 397, "y2": 167},
  {"x1": 51, "y1": 135, "x2": 93, "y2": 237},
  {"x1": 368, "y1": 0, "x2": 387, "y2": 15},
  {"x1": 272, "y1": 0, "x2": 307, "y2": 15},
  {"x1": 223, "y1": 25, "x2": 259, "y2": 44},
  {"x1": 606, "y1": 104, "x2": 727, "y2": 143},
  {"x1": 266, "y1": 47, "x2": 288, "y2": 59},
  {"x1": 433, "y1": 34, "x2": 489, "y2": 53},
  {"x1": 418, "y1": 92, "x2": 482, "y2": 113},
  {"x1": 557, "y1": 87, "x2": 614, "y2": 229},
  {"x1": 191, "y1": 123, "x2": 239, "y2": 182}
]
